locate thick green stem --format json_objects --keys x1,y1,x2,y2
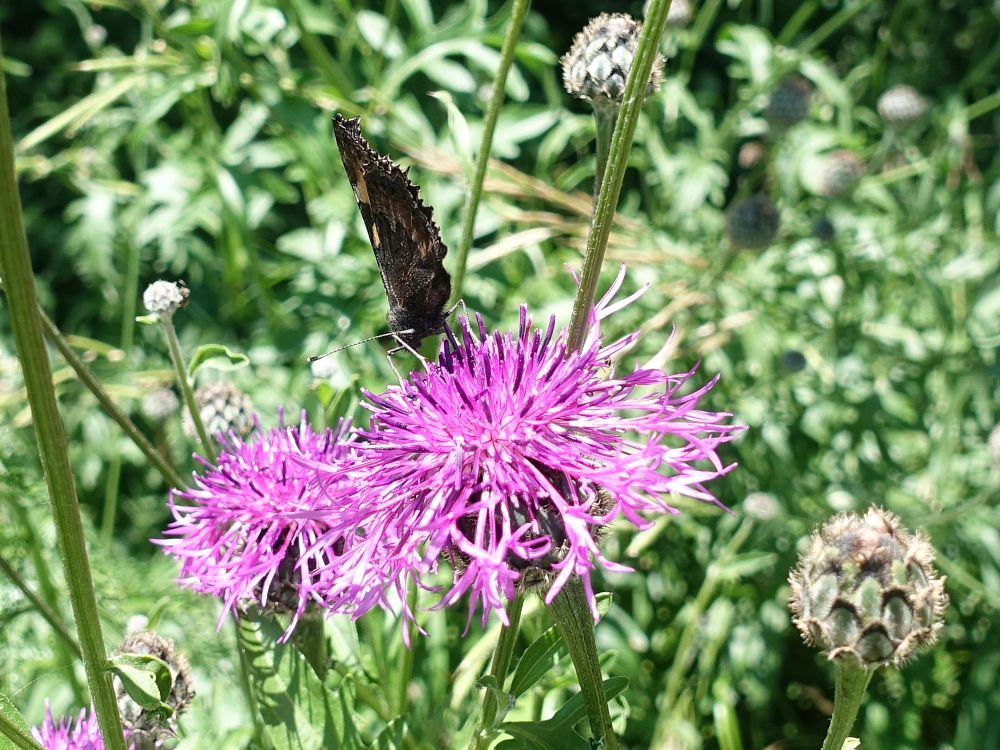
[
  {"x1": 160, "y1": 315, "x2": 217, "y2": 463},
  {"x1": 470, "y1": 593, "x2": 525, "y2": 750},
  {"x1": 0, "y1": 711, "x2": 45, "y2": 750},
  {"x1": 0, "y1": 552, "x2": 82, "y2": 659},
  {"x1": 565, "y1": 0, "x2": 672, "y2": 352},
  {"x1": 0, "y1": 34, "x2": 127, "y2": 750},
  {"x1": 449, "y1": 0, "x2": 532, "y2": 305},
  {"x1": 820, "y1": 663, "x2": 873, "y2": 750},
  {"x1": 548, "y1": 579, "x2": 618, "y2": 750}
]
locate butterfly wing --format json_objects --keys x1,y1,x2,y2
[{"x1": 333, "y1": 115, "x2": 451, "y2": 344}]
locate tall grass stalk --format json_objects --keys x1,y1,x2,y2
[{"x1": 0, "y1": 34, "x2": 127, "y2": 750}]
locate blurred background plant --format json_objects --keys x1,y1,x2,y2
[{"x1": 1, "y1": 0, "x2": 998, "y2": 748}]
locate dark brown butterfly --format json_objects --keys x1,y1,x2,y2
[{"x1": 332, "y1": 114, "x2": 452, "y2": 352}]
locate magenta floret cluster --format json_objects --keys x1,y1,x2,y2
[
  {"x1": 158, "y1": 272, "x2": 743, "y2": 634},
  {"x1": 33, "y1": 704, "x2": 106, "y2": 750},
  {"x1": 155, "y1": 414, "x2": 353, "y2": 639}
]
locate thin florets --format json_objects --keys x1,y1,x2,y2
[
  {"x1": 155, "y1": 413, "x2": 353, "y2": 639},
  {"x1": 309, "y1": 272, "x2": 743, "y2": 628}
]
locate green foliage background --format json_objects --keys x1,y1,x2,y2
[{"x1": 1, "y1": 0, "x2": 998, "y2": 748}]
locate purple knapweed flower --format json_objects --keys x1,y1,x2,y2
[
  {"x1": 155, "y1": 412, "x2": 353, "y2": 640},
  {"x1": 32, "y1": 704, "x2": 105, "y2": 750},
  {"x1": 308, "y1": 269, "x2": 744, "y2": 629}
]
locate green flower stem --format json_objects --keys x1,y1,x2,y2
[
  {"x1": 592, "y1": 102, "x2": 617, "y2": 206},
  {"x1": 471, "y1": 593, "x2": 525, "y2": 750},
  {"x1": 157, "y1": 314, "x2": 264, "y2": 747},
  {"x1": 0, "y1": 35, "x2": 127, "y2": 750},
  {"x1": 0, "y1": 552, "x2": 82, "y2": 659},
  {"x1": 396, "y1": 583, "x2": 419, "y2": 714},
  {"x1": 449, "y1": 0, "x2": 532, "y2": 305},
  {"x1": 159, "y1": 314, "x2": 217, "y2": 463},
  {"x1": 821, "y1": 663, "x2": 873, "y2": 750},
  {"x1": 775, "y1": 0, "x2": 818, "y2": 46},
  {"x1": 566, "y1": 0, "x2": 672, "y2": 353},
  {"x1": 548, "y1": 579, "x2": 619, "y2": 750},
  {"x1": 798, "y1": 0, "x2": 872, "y2": 55},
  {"x1": 0, "y1": 711, "x2": 45, "y2": 750},
  {"x1": 30, "y1": 305, "x2": 187, "y2": 490}
]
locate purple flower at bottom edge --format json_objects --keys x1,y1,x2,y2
[
  {"x1": 306, "y1": 269, "x2": 745, "y2": 630},
  {"x1": 32, "y1": 704, "x2": 108, "y2": 750},
  {"x1": 154, "y1": 412, "x2": 354, "y2": 640}
]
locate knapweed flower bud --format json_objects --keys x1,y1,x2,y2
[
  {"x1": 765, "y1": 75, "x2": 811, "y2": 130},
  {"x1": 812, "y1": 215, "x2": 836, "y2": 241},
  {"x1": 743, "y1": 492, "x2": 779, "y2": 522},
  {"x1": 115, "y1": 631, "x2": 194, "y2": 748},
  {"x1": 725, "y1": 194, "x2": 780, "y2": 250},
  {"x1": 141, "y1": 388, "x2": 180, "y2": 422},
  {"x1": 820, "y1": 150, "x2": 865, "y2": 197},
  {"x1": 877, "y1": 84, "x2": 928, "y2": 125},
  {"x1": 666, "y1": 0, "x2": 693, "y2": 27},
  {"x1": 142, "y1": 280, "x2": 188, "y2": 316},
  {"x1": 561, "y1": 13, "x2": 665, "y2": 104},
  {"x1": 779, "y1": 349, "x2": 807, "y2": 373},
  {"x1": 182, "y1": 382, "x2": 254, "y2": 440},
  {"x1": 789, "y1": 507, "x2": 948, "y2": 668}
]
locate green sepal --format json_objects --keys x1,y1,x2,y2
[{"x1": 106, "y1": 653, "x2": 173, "y2": 718}]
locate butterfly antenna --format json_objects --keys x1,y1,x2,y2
[{"x1": 308, "y1": 330, "x2": 414, "y2": 363}]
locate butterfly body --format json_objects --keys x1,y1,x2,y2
[{"x1": 333, "y1": 114, "x2": 452, "y2": 350}]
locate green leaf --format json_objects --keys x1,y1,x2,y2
[
  {"x1": 240, "y1": 616, "x2": 367, "y2": 750},
  {"x1": 716, "y1": 551, "x2": 779, "y2": 581},
  {"x1": 369, "y1": 719, "x2": 407, "y2": 750},
  {"x1": 496, "y1": 677, "x2": 629, "y2": 750},
  {"x1": 187, "y1": 344, "x2": 250, "y2": 376},
  {"x1": 106, "y1": 653, "x2": 173, "y2": 716},
  {"x1": 508, "y1": 626, "x2": 564, "y2": 698},
  {"x1": 0, "y1": 692, "x2": 31, "y2": 750},
  {"x1": 429, "y1": 91, "x2": 473, "y2": 176}
]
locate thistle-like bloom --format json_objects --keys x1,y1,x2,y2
[
  {"x1": 33, "y1": 704, "x2": 106, "y2": 750},
  {"x1": 310, "y1": 271, "x2": 743, "y2": 628},
  {"x1": 155, "y1": 413, "x2": 353, "y2": 639},
  {"x1": 114, "y1": 631, "x2": 194, "y2": 748}
]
